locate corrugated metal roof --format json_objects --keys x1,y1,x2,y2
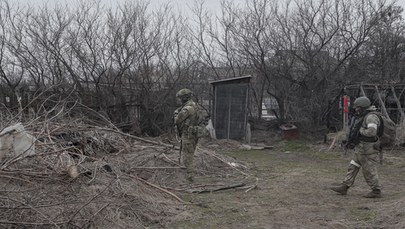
[{"x1": 209, "y1": 75, "x2": 252, "y2": 84}]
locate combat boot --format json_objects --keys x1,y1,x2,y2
[
  {"x1": 363, "y1": 189, "x2": 382, "y2": 198},
  {"x1": 330, "y1": 184, "x2": 348, "y2": 195}
]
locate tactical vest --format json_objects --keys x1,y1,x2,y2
[
  {"x1": 357, "y1": 112, "x2": 379, "y2": 143},
  {"x1": 358, "y1": 111, "x2": 396, "y2": 146},
  {"x1": 178, "y1": 100, "x2": 198, "y2": 136}
]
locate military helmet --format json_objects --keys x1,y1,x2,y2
[
  {"x1": 176, "y1": 88, "x2": 193, "y2": 98},
  {"x1": 353, "y1": 96, "x2": 371, "y2": 108}
]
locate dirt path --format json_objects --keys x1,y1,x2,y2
[{"x1": 168, "y1": 142, "x2": 405, "y2": 228}]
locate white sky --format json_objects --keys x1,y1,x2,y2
[
  {"x1": 7, "y1": 0, "x2": 405, "y2": 17},
  {"x1": 9, "y1": 0, "x2": 228, "y2": 12}
]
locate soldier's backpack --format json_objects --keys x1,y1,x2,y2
[
  {"x1": 195, "y1": 103, "x2": 209, "y2": 126},
  {"x1": 193, "y1": 102, "x2": 210, "y2": 138},
  {"x1": 369, "y1": 111, "x2": 396, "y2": 147}
]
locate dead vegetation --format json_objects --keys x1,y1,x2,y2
[{"x1": 0, "y1": 105, "x2": 256, "y2": 228}]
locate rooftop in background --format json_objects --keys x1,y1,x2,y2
[{"x1": 209, "y1": 75, "x2": 252, "y2": 85}]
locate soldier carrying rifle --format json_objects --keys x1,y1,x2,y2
[
  {"x1": 331, "y1": 96, "x2": 383, "y2": 198},
  {"x1": 174, "y1": 88, "x2": 208, "y2": 182}
]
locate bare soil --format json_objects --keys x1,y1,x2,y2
[{"x1": 168, "y1": 139, "x2": 405, "y2": 229}]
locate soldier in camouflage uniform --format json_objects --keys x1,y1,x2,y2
[
  {"x1": 174, "y1": 89, "x2": 199, "y2": 182},
  {"x1": 331, "y1": 96, "x2": 382, "y2": 198}
]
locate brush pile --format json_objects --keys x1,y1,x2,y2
[{"x1": 0, "y1": 110, "x2": 253, "y2": 228}]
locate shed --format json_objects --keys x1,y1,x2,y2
[{"x1": 210, "y1": 76, "x2": 251, "y2": 140}]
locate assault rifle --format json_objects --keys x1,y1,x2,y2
[
  {"x1": 344, "y1": 115, "x2": 364, "y2": 149},
  {"x1": 174, "y1": 108, "x2": 182, "y2": 164}
]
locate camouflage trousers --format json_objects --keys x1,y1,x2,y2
[
  {"x1": 181, "y1": 134, "x2": 198, "y2": 181},
  {"x1": 343, "y1": 142, "x2": 381, "y2": 190}
]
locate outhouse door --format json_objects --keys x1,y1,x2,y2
[{"x1": 214, "y1": 83, "x2": 249, "y2": 140}]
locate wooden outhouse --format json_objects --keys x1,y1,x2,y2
[{"x1": 210, "y1": 76, "x2": 251, "y2": 140}]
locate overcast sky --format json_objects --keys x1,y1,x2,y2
[
  {"x1": 10, "y1": 0, "x2": 230, "y2": 13},
  {"x1": 8, "y1": 0, "x2": 405, "y2": 17}
]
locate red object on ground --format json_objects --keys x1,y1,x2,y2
[{"x1": 280, "y1": 124, "x2": 299, "y2": 140}]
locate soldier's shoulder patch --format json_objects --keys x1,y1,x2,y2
[
  {"x1": 365, "y1": 113, "x2": 380, "y2": 125},
  {"x1": 183, "y1": 105, "x2": 196, "y2": 113}
]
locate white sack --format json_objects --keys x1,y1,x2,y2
[
  {"x1": 206, "y1": 119, "x2": 216, "y2": 139},
  {"x1": 0, "y1": 123, "x2": 36, "y2": 162}
]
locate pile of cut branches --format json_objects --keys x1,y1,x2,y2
[{"x1": 0, "y1": 104, "x2": 255, "y2": 228}]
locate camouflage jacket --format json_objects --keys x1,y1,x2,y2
[
  {"x1": 174, "y1": 100, "x2": 198, "y2": 137},
  {"x1": 357, "y1": 106, "x2": 381, "y2": 154}
]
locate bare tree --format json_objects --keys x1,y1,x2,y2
[
  {"x1": 360, "y1": 4, "x2": 405, "y2": 82},
  {"x1": 0, "y1": 1, "x2": 28, "y2": 110},
  {"x1": 1, "y1": 0, "x2": 404, "y2": 135}
]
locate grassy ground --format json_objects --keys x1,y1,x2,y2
[{"x1": 168, "y1": 139, "x2": 405, "y2": 228}]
